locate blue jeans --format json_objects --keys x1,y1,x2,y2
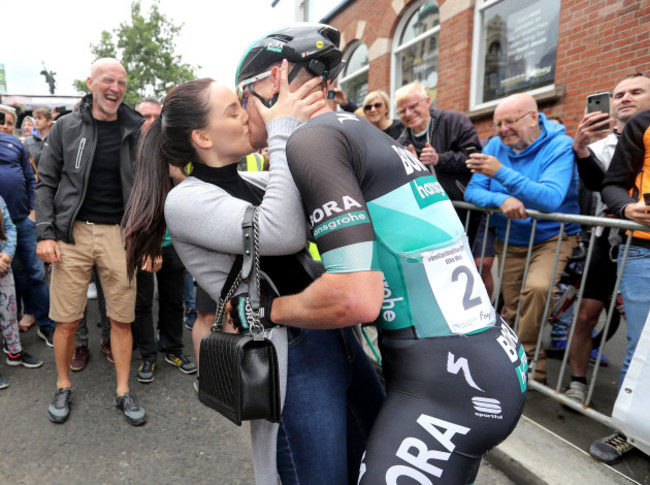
[
  {"x1": 277, "y1": 326, "x2": 384, "y2": 485},
  {"x1": 617, "y1": 245, "x2": 650, "y2": 384},
  {"x1": 11, "y1": 218, "x2": 55, "y2": 332},
  {"x1": 183, "y1": 270, "x2": 195, "y2": 310}
]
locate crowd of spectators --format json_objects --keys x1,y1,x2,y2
[{"x1": 1, "y1": 54, "x2": 648, "y2": 468}]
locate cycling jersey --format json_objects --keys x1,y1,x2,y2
[
  {"x1": 286, "y1": 112, "x2": 495, "y2": 338},
  {"x1": 286, "y1": 112, "x2": 526, "y2": 484}
]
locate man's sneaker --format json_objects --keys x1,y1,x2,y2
[
  {"x1": 114, "y1": 393, "x2": 146, "y2": 426},
  {"x1": 70, "y1": 344, "x2": 90, "y2": 371},
  {"x1": 589, "y1": 432, "x2": 634, "y2": 464},
  {"x1": 184, "y1": 308, "x2": 198, "y2": 330},
  {"x1": 0, "y1": 374, "x2": 8, "y2": 389},
  {"x1": 100, "y1": 340, "x2": 114, "y2": 364},
  {"x1": 165, "y1": 352, "x2": 197, "y2": 374},
  {"x1": 48, "y1": 387, "x2": 72, "y2": 423},
  {"x1": 137, "y1": 360, "x2": 156, "y2": 383},
  {"x1": 37, "y1": 328, "x2": 55, "y2": 348},
  {"x1": 6, "y1": 350, "x2": 43, "y2": 368},
  {"x1": 589, "y1": 347, "x2": 610, "y2": 366},
  {"x1": 563, "y1": 380, "x2": 587, "y2": 404}
]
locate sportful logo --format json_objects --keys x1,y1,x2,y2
[{"x1": 472, "y1": 397, "x2": 503, "y2": 419}]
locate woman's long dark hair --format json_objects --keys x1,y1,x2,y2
[{"x1": 122, "y1": 77, "x2": 215, "y2": 276}]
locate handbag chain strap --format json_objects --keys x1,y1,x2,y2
[
  {"x1": 248, "y1": 207, "x2": 265, "y2": 340},
  {"x1": 212, "y1": 206, "x2": 264, "y2": 340}
]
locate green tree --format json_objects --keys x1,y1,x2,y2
[{"x1": 73, "y1": 0, "x2": 198, "y2": 107}]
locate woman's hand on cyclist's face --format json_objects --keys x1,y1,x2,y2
[{"x1": 254, "y1": 59, "x2": 327, "y2": 125}]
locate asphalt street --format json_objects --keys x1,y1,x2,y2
[{"x1": 0, "y1": 297, "x2": 515, "y2": 485}]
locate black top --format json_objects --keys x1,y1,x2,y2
[
  {"x1": 77, "y1": 120, "x2": 124, "y2": 224},
  {"x1": 383, "y1": 119, "x2": 405, "y2": 140}
]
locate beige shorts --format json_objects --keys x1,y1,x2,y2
[{"x1": 49, "y1": 221, "x2": 136, "y2": 323}]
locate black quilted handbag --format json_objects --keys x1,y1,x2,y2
[{"x1": 198, "y1": 206, "x2": 281, "y2": 426}]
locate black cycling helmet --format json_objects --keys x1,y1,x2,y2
[{"x1": 235, "y1": 23, "x2": 345, "y2": 87}]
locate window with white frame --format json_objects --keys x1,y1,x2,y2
[
  {"x1": 392, "y1": 1, "x2": 440, "y2": 105},
  {"x1": 338, "y1": 41, "x2": 369, "y2": 107},
  {"x1": 470, "y1": 0, "x2": 561, "y2": 109}
]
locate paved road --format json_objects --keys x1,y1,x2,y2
[
  {"x1": 1, "y1": 297, "x2": 515, "y2": 484},
  {"x1": 522, "y1": 324, "x2": 650, "y2": 484}
]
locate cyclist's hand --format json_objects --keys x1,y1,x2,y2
[
  {"x1": 228, "y1": 292, "x2": 276, "y2": 332},
  {"x1": 254, "y1": 59, "x2": 326, "y2": 124}
]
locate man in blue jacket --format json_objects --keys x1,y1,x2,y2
[
  {"x1": 0, "y1": 126, "x2": 57, "y2": 345},
  {"x1": 464, "y1": 93, "x2": 580, "y2": 383}
]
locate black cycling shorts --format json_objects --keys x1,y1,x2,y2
[{"x1": 358, "y1": 318, "x2": 526, "y2": 484}]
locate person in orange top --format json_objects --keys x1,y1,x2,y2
[{"x1": 595, "y1": 95, "x2": 650, "y2": 463}]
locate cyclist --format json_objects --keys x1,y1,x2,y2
[{"x1": 231, "y1": 23, "x2": 527, "y2": 484}]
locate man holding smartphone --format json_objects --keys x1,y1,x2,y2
[
  {"x1": 564, "y1": 74, "x2": 650, "y2": 412},
  {"x1": 463, "y1": 93, "x2": 581, "y2": 384},
  {"x1": 592, "y1": 102, "x2": 650, "y2": 464}
]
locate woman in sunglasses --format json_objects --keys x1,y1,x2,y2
[
  {"x1": 123, "y1": 61, "x2": 384, "y2": 485},
  {"x1": 361, "y1": 89, "x2": 404, "y2": 139}
]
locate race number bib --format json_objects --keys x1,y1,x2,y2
[{"x1": 422, "y1": 240, "x2": 495, "y2": 334}]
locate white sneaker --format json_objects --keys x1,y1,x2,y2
[
  {"x1": 87, "y1": 282, "x2": 98, "y2": 300},
  {"x1": 564, "y1": 380, "x2": 587, "y2": 404}
]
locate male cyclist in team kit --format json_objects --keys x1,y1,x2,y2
[{"x1": 231, "y1": 23, "x2": 527, "y2": 484}]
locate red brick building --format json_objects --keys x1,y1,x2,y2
[{"x1": 319, "y1": 0, "x2": 650, "y2": 140}]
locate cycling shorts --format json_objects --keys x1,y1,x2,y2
[{"x1": 358, "y1": 317, "x2": 527, "y2": 484}]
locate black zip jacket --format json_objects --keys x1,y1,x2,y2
[
  {"x1": 397, "y1": 106, "x2": 481, "y2": 201},
  {"x1": 35, "y1": 94, "x2": 143, "y2": 243}
]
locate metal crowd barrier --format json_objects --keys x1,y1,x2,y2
[{"x1": 453, "y1": 201, "x2": 650, "y2": 430}]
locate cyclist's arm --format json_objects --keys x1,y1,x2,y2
[
  {"x1": 271, "y1": 271, "x2": 384, "y2": 329},
  {"x1": 272, "y1": 121, "x2": 384, "y2": 329}
]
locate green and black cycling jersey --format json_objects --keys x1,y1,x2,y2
[{"x1": 286, "y1": 112, "x2": 496, "y2": 338}]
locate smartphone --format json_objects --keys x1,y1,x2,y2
[
  {"x1": 327, "y1": 89, "x2": 335, "y2": 100},
  {"x1": 587, "y1": 93, "x2": 611, "y2": 131},
  {"x1": 465, "y1": 146, "x2": 477, "y2": 158},
  {"x1": 644, "y1": 192, "x2": 650, "y2": 206},
  {"x1": 0, "y1": 111, "x2": 5, "y2": 125}
]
